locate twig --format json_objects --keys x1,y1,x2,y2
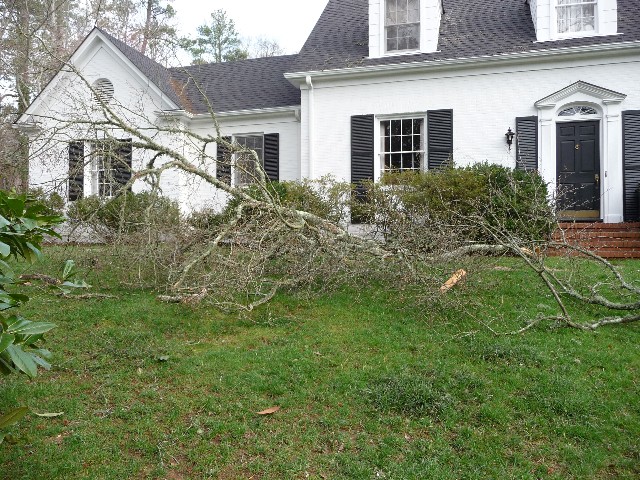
[{"x1": 57, "y1": 293, "x2": 117, "y2": 300}]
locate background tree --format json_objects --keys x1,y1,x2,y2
[
  {"x1": 87, "y1": 0, "x2": 179, "y2": 66},
  {"x1": 249, "y1": 37, "x2": 286, "y2": 58},
  {"x1": 0, "y1": 0, "x2": 181, "y2": 191},
  {"x1": 139, "y1": 0, "x2": 178, "y2": 63},
  {"x1": 182, "y1": 9, "x2": 248, "y2": 64}
]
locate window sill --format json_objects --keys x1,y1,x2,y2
[
  {"x1": 536, "y1": 32, "x2": 623, "y2": 43},
  {"x1": 367, "y1": 49, "x2": 441, "y2": 59}
]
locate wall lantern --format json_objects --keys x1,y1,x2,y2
[{"x1": 505, "y1": 127, "x2": 516, "y2": 151}]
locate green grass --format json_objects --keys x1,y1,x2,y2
[{"x1": 1, "y1": 247, "x2": 639, "y2": 479}]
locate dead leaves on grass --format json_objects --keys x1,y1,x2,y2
[{"x1": 256, "y1": 406, "x2": 280, "y2": 416}]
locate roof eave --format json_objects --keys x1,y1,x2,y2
[
  {"x1": 285, "y1": 40, "x2": 640, "y2": 85},
  {"x1": 157, "y1": 105, "x2": 302, "y2": 123}
]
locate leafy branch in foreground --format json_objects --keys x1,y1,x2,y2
[
  {"x1": 0, "y1": 190, "x2": 63, "y2": 378},
  {"x1": 0, "y1": 189, "x2": 65, "y2": 444}
]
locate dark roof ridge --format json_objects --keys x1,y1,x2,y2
[{"x1": 169, "y1": 53, "x2": 300, "y2": 74}]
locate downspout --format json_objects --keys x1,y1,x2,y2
[{"x1": 306, "y1": 75, "x2": 314, "y2": 179}]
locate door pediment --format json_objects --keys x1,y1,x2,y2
[{"x1": 535, "y1": 81, "x2": 626, "y2": 109}]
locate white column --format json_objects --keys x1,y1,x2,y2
[
  {"x1": 300, "y1": 83, "x2": 312, "y2": 180},
  {"x1": 537, "y1": 106, "x2": 556, "y2": 191},
  {"x1": 603, "y1": 100, "x2": 624, "y2": 223}
]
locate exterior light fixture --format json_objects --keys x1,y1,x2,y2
[{"x1": 505, "y1": 127, "x2": 516, "y2": 151}]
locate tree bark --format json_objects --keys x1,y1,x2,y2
[{"x1": 140, "y1": 0, "x2": 153, "y2": 54}]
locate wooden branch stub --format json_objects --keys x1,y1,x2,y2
[{"x1": 440, "y1": 269, "x2": 467, "y2": 293}]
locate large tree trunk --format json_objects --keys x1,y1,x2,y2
[
  {"x1": 13, "y1": 0, "x2": 31, "y2": 191},
  {"x1": 140, "y1": 0, "x2": 153, "y2": 54}
]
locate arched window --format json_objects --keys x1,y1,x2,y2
[
  {"x1": 92, "y1": 78, "x2": 114, "y2": 104},
  {"x1": 558, "y1": 105, "x2": 598, "y2": 116}
]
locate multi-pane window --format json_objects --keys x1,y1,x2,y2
[
  {"x1": 90, "y1": 140, "x2": 132, "y2": 197},
  {"x1": 558, "y1": 105, "x2": 598, "y2": 116},
  {"x1": 92, "y1": 142, "x2": 118, "y2": 197},
  {"x1": 386, "y1": 0, "x2": 420, "y2": 52},
  {"x1": 234, "y1": 135, "x2": 264, "y2": 186},
  {"x1": 381, "y1": 118, "x2": 424, "y2": 172},
  {"x1": 557, "y1": 0, "x2": 596, "y2": 34}
]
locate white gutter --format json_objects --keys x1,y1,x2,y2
[
  {"x1": 285, "y1": 40, "x2": 640, "y2": 84},
  {"x1": 156, "y1": 105, "x2": 301, "y2": 122},
  {"x1": 12, "y1": 120, "x2": 42, "y2": 136},
  {"x1": 306, "y1": 75, "x2": 314, "y2": 179}
]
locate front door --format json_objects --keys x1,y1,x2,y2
[{"x1": 556, "y1": 121, "x2": 601, "y2": 219}]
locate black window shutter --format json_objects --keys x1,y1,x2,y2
[
  {"x1": 68, "y1": 141, "x2": 85, "y2": 201},
  {"x1": 351, "y1": 114, "x2": 375, "y2": 223},
  {"x1": 427, "y1": 110, "x2": 453, "y2": 169},
  {"x1": 515, "y1": 116, "x2": 538, "y2": 171},
  {"x1": 216, "y1": 136, "x2": 232, "y2": 185},
  {"x1": 263, "y1": 133, "x2": 279, "y2": 182},
  {"x1": 623, "y1": 110, "x2": 640, "y2": 221},
  {"x1": 114, "y1": 139, "x2": 133, "y2": 191},
  {"x1": 351, "y1": 114, "x2": 375, "y2": 185}
]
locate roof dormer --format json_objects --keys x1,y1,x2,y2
[
  {"x1": 368, "y1": 0, "x2": 443, "y2": 58},
  {"x1": 529, "y1": 0, "x2": 618, "y2": 42}
]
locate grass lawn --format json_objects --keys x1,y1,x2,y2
[{"x1": 1, "y1": 247, "x2": 639, "y2": 479}]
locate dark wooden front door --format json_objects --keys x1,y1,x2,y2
[{"x1": 556, "y1": 121, "x2": 601, "y2": 219}]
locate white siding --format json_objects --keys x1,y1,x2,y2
[
  {"x1": 306, "y1": 52, "x2": 640, "y2": 182},
  {"x1": 182, "y1": 112, "x2": 302, "y2": 213},
  {"x1": 24, "y1": 33, "x2": 304, "y2": 216},
  {"x1": 27, "y1": 35, "x2": 182, "y2": 204}
]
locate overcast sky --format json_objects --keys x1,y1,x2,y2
[{"x1": 172, "y1": 0, "x2": 329, "y2": 54}]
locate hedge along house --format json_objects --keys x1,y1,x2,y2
[{"x1": 15, "y1": 0, "x2": 640, "y2": 223}]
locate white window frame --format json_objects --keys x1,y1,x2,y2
[
  {"x1": 233, "y1": 134, "x2": 265, "y2": 187},
  {"x1": 378, "y1": 115, "x2": 426, "y2": 176},
  {"x1": 555, "y1": 0, "x2": 598, "y2": 38},
  {"x1": 384, "y1": 0, "x2": 421, "y2": 54},
  {"x1": 90, "y1": 141, "x2": 118, "y2": 198}
]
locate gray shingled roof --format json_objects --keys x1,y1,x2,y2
[
  {"x1": 98, "y1": 28, "x2": 184, "y2": 108},
  {"x1": 100, "y1": 28, "x2": 300, "y2": 114},
  {"x1": 168, "y1": 55, "x2": 301, "y2": 114},
  {"x1": 100, "y1": 0, "x2": 640, "y2": 112},
  {"x1": 294, "y1": 0, "x2": 640, "y2": 72}
]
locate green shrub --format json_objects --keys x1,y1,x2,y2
[
  {"x1": 189, "y1": 178, "x2": 351, "y2": 231},
  {"x1": 280, "y1": 177, "x2": 351, "y2": 224},
  {"x1": 359, "y1": 163, "x2": 555, "y2": 250},
  {"x1": 67, "y1": 191, "x2": 181, "y2": 236},
  {"x1": 28, "y1": 188, "x2": 65, "y2": 216}
]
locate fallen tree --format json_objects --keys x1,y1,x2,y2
[{"x1": 17, "y1": 57, "x2": 640, "y2": 331}]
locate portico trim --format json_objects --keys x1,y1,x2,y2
[{"x1": 535, "y1": 81, "x2": 627, "y2": 223}]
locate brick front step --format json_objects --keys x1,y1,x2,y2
[
  {"x1": 557, "y1": 222, "x2": 640, "y2": 230},
  {"x1": 552, "y1": 222, "x2": 640, "y2": 259},
  {"x1": 548, "y1": 246, "x2": 640, "y2": 259},
  {"x1": 562, "y1": 240, "x2": 640, "y2": 248},
  {"x1": 554, "y1": 236, "x2": 640, "y2": 244},
  {"x1": 594, "y1": 250, "x2": 640, "y2": 259}
]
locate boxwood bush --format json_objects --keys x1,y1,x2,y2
[
  {"x1": 67, "y1": 191, "x2": 181, "y2": 237},
  {"x1": 188, "y1": 178, "x2": 351, "y2": 231},
  {"x1": 356, "y1": 163, "x2": 555, "y2": 250}
]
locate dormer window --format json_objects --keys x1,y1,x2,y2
[
  {"x1": 386, "y1": 0, "x2": 420, "y2": 52},
  {"x1": 557, "y1": 0, "x2": 597, "y2": 35}
]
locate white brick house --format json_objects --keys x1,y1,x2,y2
[{"x1": 17, "y1": 0, "x2": 640, "y2": 222}]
